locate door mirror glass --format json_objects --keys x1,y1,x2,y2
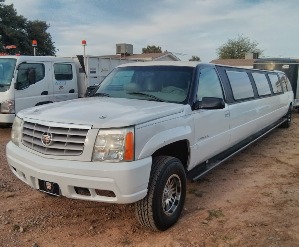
[
  {"x1": 201, "y1": 97, "x2": 225, "y2": 109},
  {"x1": 194, "y1": 97, "x2": 225, "y2": 110}
]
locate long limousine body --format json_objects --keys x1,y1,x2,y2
[{"x1": 6, "y1": 62, "x2": 293, "y2": 231}]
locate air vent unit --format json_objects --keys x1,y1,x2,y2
[
  {"x1": 245, "y1": 52, "x2": 259, "y2": 59},
  {"x1": 116, "y1": 43, "x2": 133, "y2": 55}
]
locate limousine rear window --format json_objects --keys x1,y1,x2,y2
[
  {"x1": 226, "y1": 71, "x2": 254, "y2": 100},
  {"x1": 268, "y1": 73, "x2": 283, "y2": 94},
  {"x1": 252, "y1": 72, "x2": 271, "y2": 96}
]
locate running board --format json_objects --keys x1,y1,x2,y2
[{"x1": 189, "y1": 118, "x2": 286, "y2": 181}]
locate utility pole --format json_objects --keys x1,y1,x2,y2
[
  {"x1": 82, "y1": 40, "x2": 87, "y2": 87},
  {"x1": 82, "y1": 39, "x2": 87, "y2": 64}
]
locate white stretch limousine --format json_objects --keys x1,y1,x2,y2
[{"x1": 6, "y1": 62, "x2": 294, "y2": 231}]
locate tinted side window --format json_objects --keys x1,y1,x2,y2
[
  {"x1": 197, "y1": 68, "x2": 223, "y2": 101},
  {"x1": 252, "y1": 72, "x2": 271, "y2": 96},
  {"x1": 227, "y1": 71, "x2": 254, "y2": 100},
  {"x1": 54, "y1": 63, "x2": 73, "y2": 80},
  {"x1": 268, "y1": 73, "x2": 283, "y2": 93},
  {"x1": 16, "y1": 63, "x2": 45, "y2": 88}
]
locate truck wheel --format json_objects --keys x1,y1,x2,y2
[
  {"x1": 135, "y1": 156, "x2": 186, "y2": 231},
  {"x1": 281, "y1": 106, "x2": 292, "y2": 128}
]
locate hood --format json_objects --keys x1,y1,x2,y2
[{"x1": 18, "y1": 97, "x2": 185, "y2": 128}]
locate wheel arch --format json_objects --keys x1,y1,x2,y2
[
  {"x1": 152, "y1": 140, "x2": 190, "y2": 170},
  {"x1": 136, "y1": 125, "x2": 192, "y2": 169}
]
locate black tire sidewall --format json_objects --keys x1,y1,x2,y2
[
  {"x1": 151, "y1": 158, "x2": 186, "y2": 231},
  {"x1": 282, "y1": 107, "x2": 292, "y2": 128}
]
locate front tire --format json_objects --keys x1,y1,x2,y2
[{"x1": 135, "y1": 156, "x2": 186, "y2": 231}]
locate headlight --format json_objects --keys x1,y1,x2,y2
[
  {"x1": 1, "y1": 100, "x2": 15, "y2": 114},
  {"x1": 92, "y1": 127, "x2": 134, "y2": 162},
  {"x1": 11, "y1": 116, "x2": 23, "y2": 146}
]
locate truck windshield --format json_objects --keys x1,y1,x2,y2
[
  {"x1": 94, "y1": 66, "x2": 194, "y2": 104},
  {"x1": 0, "y1": 58, "x2": 16, "y2": 92}
]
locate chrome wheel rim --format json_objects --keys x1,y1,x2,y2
[{"x1": 162, "y1": 174, "x2": 181, "y2": 216}]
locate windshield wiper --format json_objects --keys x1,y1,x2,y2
[
  {"x1": 127, "y1": 92, "x2": 163, "y2": 102},
  {"x1": 90, "y1": 92, "x2": 110, "y2": 97}
]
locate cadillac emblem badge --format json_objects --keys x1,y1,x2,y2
[{"x1": 41, "y1": 132, "x2": 53, "y2": 146}]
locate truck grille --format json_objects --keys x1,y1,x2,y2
[{"x1": 21, "y1": 121, "x2": 89, "y2": 156}]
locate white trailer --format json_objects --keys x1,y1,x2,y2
[
  {"x1": 73, "y1": 55, "x2": 136, "y2": 97},
  {"x1": 0, "y1": 55, "x2": 137, "y2": 124}
]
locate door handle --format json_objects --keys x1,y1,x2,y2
[
  {"x1": 225, "y1": 110, "x2": 230, "y2": 117},
  {"x1": 41, "y1": 91, "x2": 48, "y2": 95}
]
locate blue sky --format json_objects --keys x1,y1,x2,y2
[{"x1": 4, "y1": 0, "x2": 299, "y2": 61}]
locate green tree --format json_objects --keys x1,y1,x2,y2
[
  {"x1": 142, "y1": 45, "x2": 162, "y2": 53},
  {"x1": 216, "y1": 35, "x2": 262, "y2": 59},
  {"x1": 26, "y1": 20, "x2": 55, "y2": 56},
  {"x1": 0, "y1": 1, "x2": 55, "y2": 55},
  {"x1": 189, "y1": 55, "x2": 200, "y2": 61}
]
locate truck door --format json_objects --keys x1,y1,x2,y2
[
  {"x1": 189, "y1": 67, "x2": 231, "y2": 170},
  {"x1": 52, "y1": 62, "x2": 78, "y2": 102},
  {"x1": 14, "y1": 61, "x2": 53, "y2": 113}
]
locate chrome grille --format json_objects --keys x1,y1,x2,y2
[{"x1": 22, "y1": 121, "x2": 89, "y2": 156}]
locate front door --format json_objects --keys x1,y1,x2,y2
[{"x1": 189, "y1": 67, "x2": 231, "y2": 170}]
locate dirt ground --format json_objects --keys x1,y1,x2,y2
[{"x1": 0, "y1": 114, "x2": 298, "y2": 247}]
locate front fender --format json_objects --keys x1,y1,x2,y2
[{"x1": 137, "y1": 125, "x2": 192, "y2": 159}]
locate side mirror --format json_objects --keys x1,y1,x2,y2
[
  {"x1": 193, "y1": 97, "x2": 225, "y2": 110},
  {"x1": 201, "y1": 97, "x2": 225, "y2": 109}
]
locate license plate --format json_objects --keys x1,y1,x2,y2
[{"x1": 38, "y1": 180, "x2": 60, "y2": 196}]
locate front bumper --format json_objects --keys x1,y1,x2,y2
[
  {"x1": 0, "y1": 113, "x2": 15, "y2": 124},
  {"x1": 6, "y1": 141, "x2": 152, "y2": 204}
]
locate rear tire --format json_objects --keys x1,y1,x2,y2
[
  {"x1": 135, "y1": 156, "x2": 186, "y2": 231},
  {"x1": 281, "y1": 106, "x2": 292, "y2": 128}
]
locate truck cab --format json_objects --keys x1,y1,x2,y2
[{"x1": 0, "y1": 56, "x2": 78, "y2": 124}]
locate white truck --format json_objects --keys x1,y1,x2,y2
[
  {"x1": 6, "y1": 61, "x2": 293, "y2": 231},
  {"x1": 0, "y1": 55, "x2": 135, "y2": 124}
]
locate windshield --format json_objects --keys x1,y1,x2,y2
[
  {"x1": 94, "y1": 66, "x2": 194, "y2": 104},
  {"x1": 0, "y1": 58, "x2": 16, "y2": 92}
]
